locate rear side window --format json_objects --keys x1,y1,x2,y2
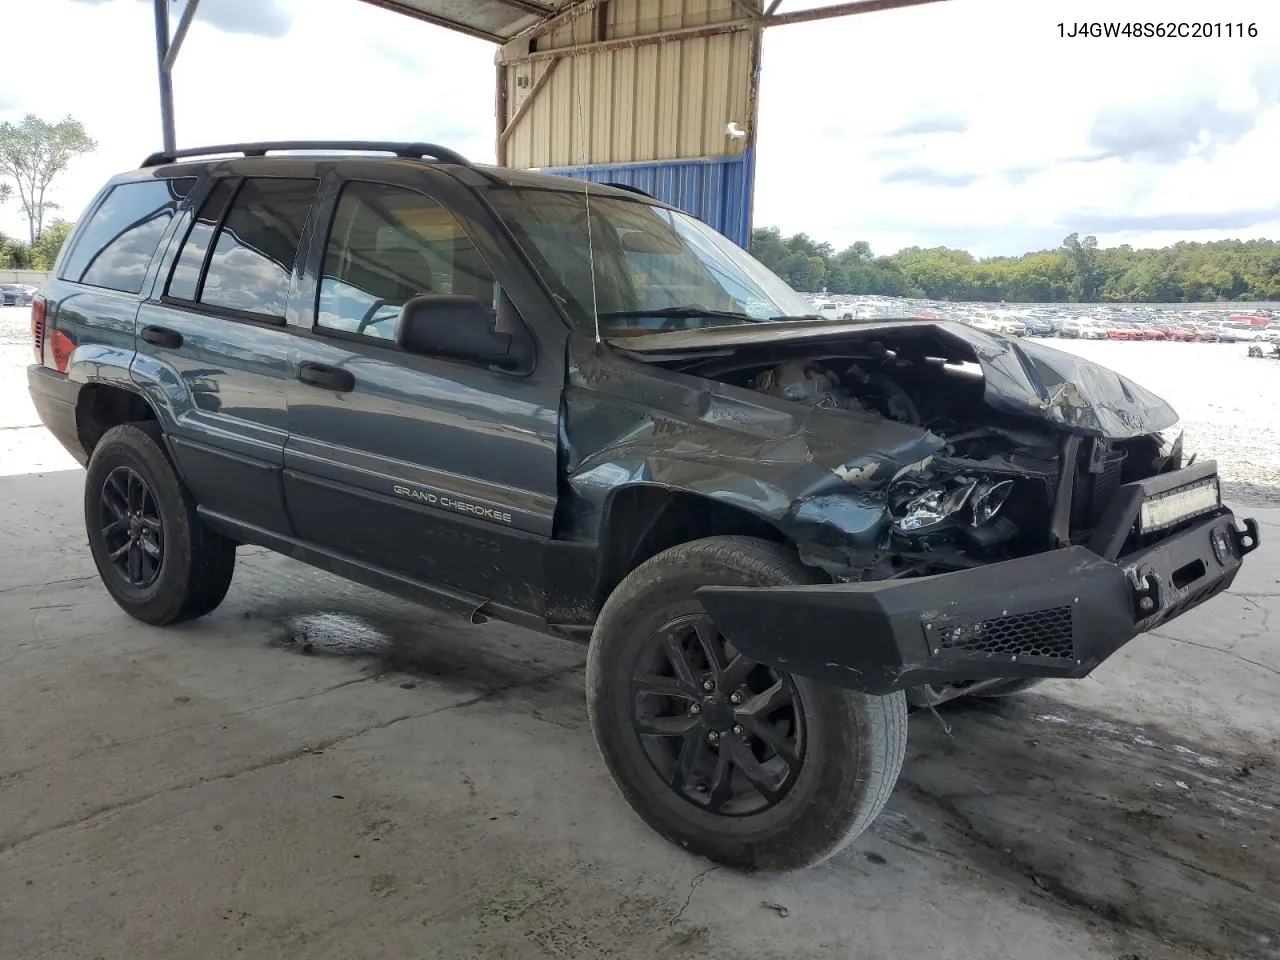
[
  {"x1": 61, "y1": 177, "x2": 195, "y2": 293},
  {"x1": 316, "y1": 181, "x2": 500, "y2": 341},
  {"x1": 166, "y1": 180, "x2": 234, "y2": 301},
  {"x1": 167, "y1": 177, "x2": 319, "y2": 319}
]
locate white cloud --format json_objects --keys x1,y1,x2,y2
[
  {"x1": 753, "y1": 0, "x2": 1280, "y2": 254},
  {"x1": 0, "y1": 0, "x2": 1277, "y2": 258}
]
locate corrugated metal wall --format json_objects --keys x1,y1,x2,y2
[
  {"x1": 541, "y1": 151, "x2": 754, "y2": 247},
  {"x1": 501, "y1": 0, "x2": 756, "y2": 169}
]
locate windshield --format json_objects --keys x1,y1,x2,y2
[{"x1": 486, "y1": 188, "x2": 816, "y2": 337}]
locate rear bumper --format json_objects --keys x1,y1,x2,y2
[
  {"x1": 696, "y1": 465, "x2": 1260, "y2": 695},
  {"x1": 27, "y1": 364, "x2": 87, "y2": 466}
]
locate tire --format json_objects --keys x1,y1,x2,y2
[
  {"x1": 586, "y1": 536, "x2": 908, "y2": 872},
  {"x1": 84, "y1": 423, "x2": 236, "y2": 626}
]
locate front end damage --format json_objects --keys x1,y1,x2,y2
[
  {"x1": 566, "y1": 319, "x2": 1261, "y2": 694},
  {"x1": 697, "y1": 467, "x2": 1260, "y2": 695}
]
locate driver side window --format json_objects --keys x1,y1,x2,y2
[{"x1": 317, "y1": 182, "x2": 500, "y2": 341}]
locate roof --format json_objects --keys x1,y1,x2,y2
[
  {"x1": 354, "y1": 0, "x2": 570, "y2": 43},
  {"x1": 353, "y1": 0, "x2": 953, "y2": 44}
]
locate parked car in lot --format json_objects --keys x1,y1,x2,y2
[
  {"x1": 1221, "y1": 321, "x2": 1268, "y2": 342},
  {"x1": 813, "y1": 300, "x2": 852, "y2": 322},
  {"x1": 1155, "y1": 324, "x2": 1196, "y2": 342},
  {"x1": 1022, "y1": 317, "x2": 1054, "y2": 337},
  {"x1": 1060, "y1": 319, "x2": 1107, "y2": 340},
  {"x1": 0, "y1": 283, "x2": 36, "y2": 306},
  {"x1": 28, "y1": 141, "x2": 1261, "y2": 872},
  {"x1": 1202, "y1": 320, "x2": 1243, "y2": 342}
]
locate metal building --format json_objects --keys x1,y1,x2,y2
[{"x1": 151, "y1": 0, "x2": 945, "y2": 247}]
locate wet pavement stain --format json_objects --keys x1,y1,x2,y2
[{"x1": 263, "y1": 602, "x2": 587, "y2": 704}]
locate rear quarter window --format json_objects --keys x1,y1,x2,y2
[{"x1": 60, "y1": 177, "x2": 196, "y2": 293}]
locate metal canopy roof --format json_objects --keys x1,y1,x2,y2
[
  {"x1": 354, "y1": 0, "x2": 554, "y2": 43},
  {"x1": 352, "y1": 0, "x2": 949, "y2": 44}
]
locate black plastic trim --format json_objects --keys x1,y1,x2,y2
[{"x1": 696, "y1": 510, "x2": 1251, "y2": 695}]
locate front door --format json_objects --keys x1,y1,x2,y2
[{"x1": 282, "y1": 177, "x2": 563, "y2": 612}]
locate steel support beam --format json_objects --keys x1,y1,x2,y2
[
  {"x1": 506, "y1": 0, "x2": 607, "y2": 49},
  {"x1": 764, "y1": 0, "x2": 947, "y2": 28},
  {"x1": 162, "y1": 0, "x2": 200, "y2": 71},
  {"x1": 499, "y1": 59, "x2": 561, "y2": 148},
  {"x1": 500, "y1": 18, "x2": 752, "y2": 64},
  {"x1": 153, "y1": 0, "x2": 176, "y2": 155}
]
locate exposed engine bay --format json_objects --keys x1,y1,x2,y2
[{"x1": 676, "y1": 339, "x2": 1179, "y2": 581}]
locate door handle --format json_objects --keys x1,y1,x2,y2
[
  {"x1": 297, "y1": 362, "x2": 355, "y2": 392},
  {"x1": 140, "y1": 325, "x2": 183, "y2": 348}
]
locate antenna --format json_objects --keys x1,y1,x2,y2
[
  {"x1": 570, "y1": 56, "x2": 602, "y2": 343},
  {"x1": 585, "y1": 178, "x2": 601, "y2": 343}
]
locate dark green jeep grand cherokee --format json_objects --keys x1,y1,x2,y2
[{"x1": 28, "y1": 141, "x2": 1259, "y2": 871}]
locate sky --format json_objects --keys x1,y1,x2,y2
[{"x1": 0, "y1": 0, "x2": 1277, "y2": 258}]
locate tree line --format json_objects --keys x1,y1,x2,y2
[
  {"x1": 749, "y1": 227, "x2": 1280, "y2": 303},
  {"x1": 0, "y1": 114, "x2": 95, "y2": 270}
]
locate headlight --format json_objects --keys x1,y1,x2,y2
[{"x1": 890, "y1": 476, "x2": 1014, "y2": 534}]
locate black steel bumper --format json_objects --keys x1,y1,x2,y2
[
  {"x1": 697, "y1": 463, "x2": 1261, "y2": 695},
  {"x1": 27, "y1": 364, "x2": 87, "y2": 466}
]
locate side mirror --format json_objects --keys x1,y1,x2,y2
[{"x1": 395, "y1": 294, "x2": 533, "y2": 372}]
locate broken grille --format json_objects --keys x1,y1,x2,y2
[
  {"x1": 1071, "y1": 446, "x2": 1127, "y2": 532},
  {"x1": 937, "y1": 606, "x2": 1075, "y2": 660}
]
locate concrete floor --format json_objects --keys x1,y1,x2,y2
[{"x1": 2, "y1": 311, "x2": 1278, "y2": 959}]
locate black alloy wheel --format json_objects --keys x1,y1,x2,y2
[
  {"x1": 99, "y1": 465, "x2": 165, "y2": 588},
  {"x1": 631, "y1": 613, "x2": 805, "y2": 816}
]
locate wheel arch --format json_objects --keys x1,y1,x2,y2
[
  {"x1": 592, "y1": 483, "x2": 795, "y2": 611},
  {"x1": 75, "y1": 382, "x2": 160, "y2": 460}
]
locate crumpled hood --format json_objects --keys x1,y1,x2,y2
[{"x1": 612, "y1": 319, "x2": 1180, "y2": 440}]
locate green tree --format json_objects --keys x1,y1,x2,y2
[
  {"x1": 748, "y1": 225, "x2": 1279, "y2": 302},
  {"x1": 0, "y1": 114, "x2": 97, "y2": 243},
  {"x1": 30, "y1": 218, "x2": 74, "y2": 270},
  {"x1": 1061, "y1": 233, "x2": 1101, "y2": 300}
]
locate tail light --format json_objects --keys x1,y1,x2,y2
[{"x1": 31, "y1": 295, "x2": 47, "y2": 362}]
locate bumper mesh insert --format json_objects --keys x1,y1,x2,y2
[{"x1": 938, "y1": 606, "x2": 1074, "y2": 660}]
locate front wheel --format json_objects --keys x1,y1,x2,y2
[{"x1": 586, "y1": 536, "x2": 908, "y2": 872}]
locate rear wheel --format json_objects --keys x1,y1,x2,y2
[
  {"x1": 587, "y1": 536, "x2": 907, "y2": 872},
  {"x1": 85, "y1": 423, "x2": 236, "y2": 626}
]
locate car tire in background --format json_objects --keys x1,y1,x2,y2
[
  {"x1": 586, "y1": 535, "x2": 908, "y2": 872},
  {"x1": 84, "y1": 423, "x2": 237, "y2": 626}
]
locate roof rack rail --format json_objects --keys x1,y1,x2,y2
[{"x1": 141, "y1": 140, "x2": 472, "y2": 169}]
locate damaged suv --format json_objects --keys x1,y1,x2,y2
[{"x1": 29, "y1": 142, "x2": 1259, "y2": 872}]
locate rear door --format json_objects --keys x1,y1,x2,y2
[
  {"x1": 282, "y1": 172, "x2": 564, "y2": 611},
  {"x1": 133, "y1": 172, "x2": 322, "y2": 534}
]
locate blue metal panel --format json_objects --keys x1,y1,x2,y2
[{"x1": 541, "y1": 151, "x2": 753, "y2": 249}]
